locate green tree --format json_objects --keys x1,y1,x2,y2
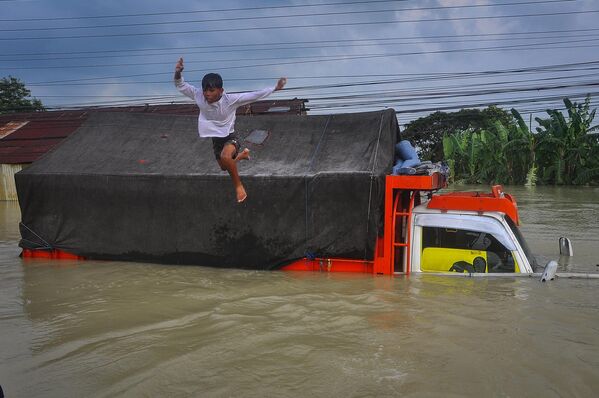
[
  {"x1": 443, "y1": 123, "x2": 512, "y2": 184},
  {"x1": 535, "y1": 96, "x2": 598, "y2": 185},
  {"x1": 503, "y1": 109, "x2": 538, "y2": 185},
  {"x1": 442, "y1": 97, "x2": 599, "y2": 186},
  {"x1": 442, "y1": 129, "x2": 469, "y2": 183},
  {"x1": 402, "y1": 106, "x2": 514, "y2": 161},
  {"x1": 0, "y1": 76, "x2": 45, "y2": 114}
]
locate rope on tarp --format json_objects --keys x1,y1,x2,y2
[
  {"x1": 364, "y1": 113, "x2": 386, "y2": 258},
  {"x1": 304, "y1": 115, "x2": 331, "y2": 255},
  {"x1": 307, "y1": 115, "x2": 332, "y2": 172},
  {"x1": 19, "y1": 222, "x2": 53, "y2": 250}
]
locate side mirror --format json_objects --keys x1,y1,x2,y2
[
  {"x1": 559, "y1": 237, "x2": 573, "y2": 256},
  {"x1": 541, "y1": 260, "x2": 558, "y2": 282}
]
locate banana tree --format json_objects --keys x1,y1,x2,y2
[
  {"x1": 443, "y1": 130, "x2": 470, "y2": 183},
  {"x1": 476, "y1": 124, "x2": 510, "y2": 184},
  {"x1": 535, "y1": 96, "x2": 597, "y2": 185},
  {"x1": 502, "y1": 109, "x2": 537, "y2": 185},
  {"x1": 443, "y1": 128, "x2": 505, "y2": 184}
]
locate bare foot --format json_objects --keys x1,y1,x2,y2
[
  {"x1": 236, "y1": 185, "x2": 247, "y2": 203},
  {"x1": 236, "y1": 148, "x2": 250, "y2": 162}
]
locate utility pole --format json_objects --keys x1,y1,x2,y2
[{"x1": 529, "y1": 113, "x2": 532, "y2": 132}]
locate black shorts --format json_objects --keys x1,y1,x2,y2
[{"x1": 212, "y1": 133, "x2": 240, "y2": 160}]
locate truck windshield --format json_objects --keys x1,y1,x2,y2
[{"x1": 506, "y1": 217, "x2": 538, "y2": 269}]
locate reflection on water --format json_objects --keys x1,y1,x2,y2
[{"x1": 1, "y1": 186, "x2": 599, "y2": 397}]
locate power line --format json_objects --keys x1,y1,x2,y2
[
  {"x1": 5, "y1": 37, "x2": 599, "y2": 71},
  {"x1": 0, "y1": 0, "x2": 569, "y2": 22},
  {"x1": 24, "y1": 60, "x2": 599, "y2": 89},
  {"x1": 292, "y1": 75, "x2": 599, "y2": 101},
  {"x1": 23, "y1": 42, "x2": 599, "y2": 86},
  {"x1": 25, "y1": 65, "x2": 599, "y2": 87},
  {"x1": 2, "y1": 9, "x2": 597, "y2": 41},
  {"x1": 306, "y1": 82, "x2": 599, "y2": 107},
  {"x1": 7, "y1": 90, "x2": 587, "y2": 118},
  {"x1": 4, "y1": 88, "x2": 594, "y2": 124},
  {"x1": 24, "y1": 72, "x2": 598, "y2": 109},
  {"x1": 0, "y1": 0, "x2": 411, "y2": 22},
  {"x1": 308, "y1": 91, "x2": 599, "y2": 113},
  {"x1": 30, "y1": 71, "x2": 599, "y2": 100},
  {"x1": 3, "y1": 27, "x2": 597, "y2": 58},
  {"x1": 396, "y1": 93, "x2": 598, "y2": 114},
  {"x1": 29, "y1": 89, "x2": 596, "y2": 113},
  {"x1": 0, "y1": 0, "x2": 575, "y2": 32},
  {"x1": 14, "y1": 71, "x2": 594, "y2": 104},
  {"x1": 4, "y1": 32, "x2": 599, "y2": 63}
]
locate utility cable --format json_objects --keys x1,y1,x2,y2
[
  {"x1": 3, "y1": 27, "x2": 597, "y2": 58},
  {"x1": 0, "y1": 0, "x2": 570, "y2": 22},
  {"x1": 2, "y1": 9, "x2": 597, "y2": 41},
  {"x1": 0, "y1": 0, "x2": 576, "y2": 32},
  {"x1": 5, "y1": 32, "x2": 599, "y2": 62},
  {"x1": 0, "y1": 0, "x2": 414, "y2": 22},
  {"x1": 4, "y1": 37, "x2": 598, "y2": 71}
]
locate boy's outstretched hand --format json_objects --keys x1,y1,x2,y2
[
  {"x1": 275, "y1": 77, "x2": 287, "y2": 91},
  {"x1": 175, "y1": 57, "x2": 184, "y2": 73}
]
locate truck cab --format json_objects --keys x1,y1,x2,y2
[{"x1": 409, "y1": 206, "x2": 537, "y2": 274}]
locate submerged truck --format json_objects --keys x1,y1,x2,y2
[
  {"x1": 282, "y1": 174, "x2": 539, "y2": 275},
  {"x1": 16, "y1": 110, "x2": 556, "y2": 276}
]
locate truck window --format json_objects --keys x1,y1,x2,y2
[
  {"x1": 421, "y1": 227, "x2": 517, "y2": 273},
  {"x1": 505, "y1": 217, "x2": 538, "y2": 270}
]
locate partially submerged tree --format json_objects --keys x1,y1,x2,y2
[
  {"x1": 535, "y1": 95, "x2": 598, "y2": 185},
  {"x1": 443, "y1": 96, "x2": 599, "y2": 185},
  {"x1": 442, "y1": 122, "x2": 513, "y2": 185},
  {"x1": 504, "y1": 109, "x2": 538, "y2": 186},
  {"x1": 0, "y1": 76, "x2": 45, "y2": 114}
]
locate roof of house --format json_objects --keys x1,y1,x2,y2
[{"x1": 0, "y1": 99, "x2": 308, "y2": 164}]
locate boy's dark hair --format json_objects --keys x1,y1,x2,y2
[{"x1": 202, "y1": 73, "x2": 223, "y2": 90}]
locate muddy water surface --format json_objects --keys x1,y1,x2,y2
[{"x1": 1, "y1": 186, "x2": 598, "y2": 397}]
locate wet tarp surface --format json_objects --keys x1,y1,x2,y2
[{"x1": 16, "y1": 110, "x2": 399, "y2": 269}]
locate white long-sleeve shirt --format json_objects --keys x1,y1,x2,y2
[{"x1": 175, "y1": 77, "x2": 275, "y2": 138}]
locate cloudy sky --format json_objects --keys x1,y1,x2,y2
[{"x1": 1, "y1": 0, "x2": 597, "y2": 126}]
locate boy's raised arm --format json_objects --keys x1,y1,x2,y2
[
  {"x1": 174, "y1": 57, "x2": 184, "y2": 80},
  {"x1": 275, "y1": 77, "x2": 287, "y2": 91},
  {"x1": 174, "y1": 57, "x2": 196, "y2": 100},
  {"x1": 231, "y1": 77, "x2": 288, "y2": 107}
]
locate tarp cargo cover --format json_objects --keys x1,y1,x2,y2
[{"x1": 16, "y1": 110, "x2": 399, "y2": 269}]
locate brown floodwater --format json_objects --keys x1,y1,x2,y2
[{"x1": 1, "y1": 185, "x2": 598, "y2": 397}]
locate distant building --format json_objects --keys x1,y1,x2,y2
[{"x1": 0, "y1": 99, "x2": 308, "y2": 200}]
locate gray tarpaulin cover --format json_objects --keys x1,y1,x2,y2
[{"x1": 16, "y1": 110, "x2": 399, "y2": 269}]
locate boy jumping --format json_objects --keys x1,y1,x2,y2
[{"x1": 174, "y1": 57, "x2": 287, "y2": 203}]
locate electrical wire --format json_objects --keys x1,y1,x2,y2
[
  {"x1": 5, "y1": 32, "x2": 599, "y2": 63},
  {"x1": 1, "y1": 1, "x2": 594, "y2": 125},
  {"x1": 0, "y1": 0, "x2": 413, "y2": 22},
  {"x1": 31, "y1": 70, "x2": 599, "y2": 100},
  {"x1": 4, "y1": 37, "x2": 599, "y2": 71},
  {"x1": 0, "y1": 0, "x2": 576, "y2": 32},
  {"x1": 2, "y1": 9, "x2": 597, "y2": 41},
  {"x1": 0, "y1": 0, "x2": 570, "y2": 22},
  {"x1": 3, "y1": 27, "x2": 597, "y2": 58}
]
